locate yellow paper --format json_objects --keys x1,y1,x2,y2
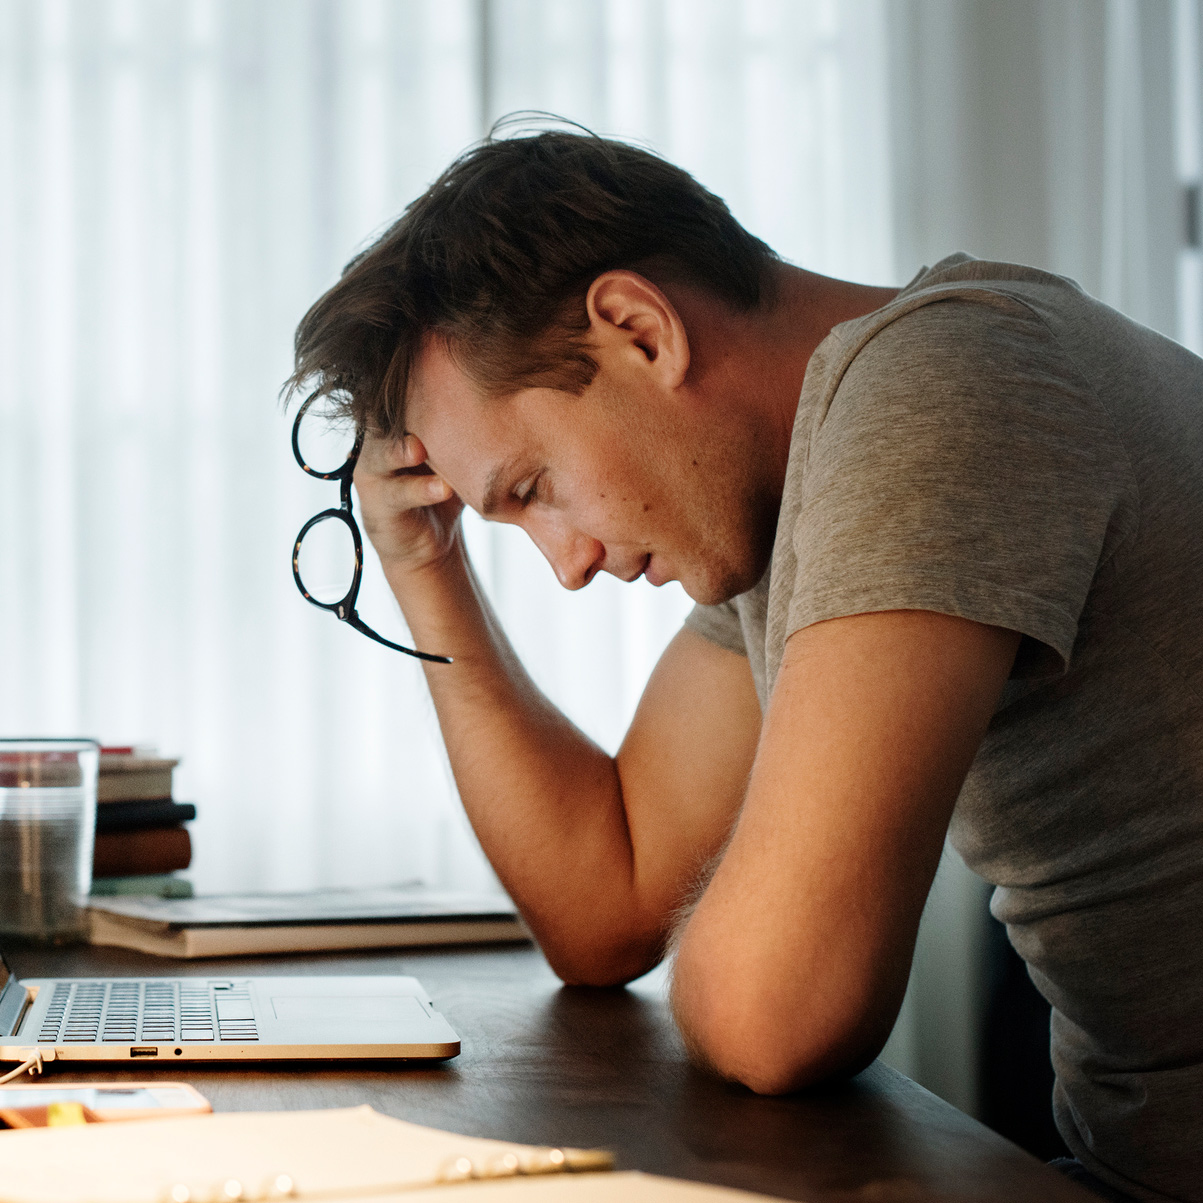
[
  {"x1": 0, "y1": 1105, "x2": 606, "y2": 1203},
  {"x1": 393, "y1": 1173, "x2": 789, "y2": 1203},
  {"x1": 44, "y1": 1101, "x2": 86, "y2": 1127},
  {"x1": 0, "y1": 1105, "x2": 785, "y2": 1203}
]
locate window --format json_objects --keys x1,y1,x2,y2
[{"x1": 0, "y1": 0, "x2": 894, "y2": 893}]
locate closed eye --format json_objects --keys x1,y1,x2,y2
[{"x1": 514, "y1": 473, "x2": 543, "y2": 507}]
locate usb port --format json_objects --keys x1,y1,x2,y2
[{"x1": 129, "y1": 1047, "x2": 159, "y2": 1057}]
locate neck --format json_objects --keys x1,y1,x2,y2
[
  {"x1": 662, "y1": 264, "x2": 897, "y2": 516},
  {"x1": 712, "y1": 262, "x2": 899, "y2": 503}
]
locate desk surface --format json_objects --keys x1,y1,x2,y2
[{"x1": 6, "y1": 942, "x2": 1090, "y2": 1203}]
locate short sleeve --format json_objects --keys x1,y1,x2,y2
[
  {"x1": 684, "y1": 600, "x2": 748, "y2": 657},
  {"x1": 787, "y1": 297, "x2": 1138, "y2": 676}
]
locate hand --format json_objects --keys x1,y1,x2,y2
[{"x1": 354, "y1": 429, "x2": 465, "y2": 577}]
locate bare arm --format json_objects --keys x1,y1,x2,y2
[
  {"x1": 355, "y1": 433, "x2": 761, "y2": 985},
  {"x1": 670, "y1": 609, "x2": 1020, "y2": 1093}
]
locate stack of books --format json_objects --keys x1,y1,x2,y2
[
  {"x1": 88, "y1": 885, "x2": 528, "y2": 957},
  {"x1": 92, "y1": 747, "x2": 194, "y2": 898}
]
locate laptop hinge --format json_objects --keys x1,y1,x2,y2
[{"x1": 0, "y1": 978, "x2": 34, "y2": 1040}]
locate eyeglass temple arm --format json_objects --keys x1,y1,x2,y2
[
  {"x1": 338, "y1": 503, "x2": 451, "y2": 662},
  {"x1": 343, "y1": 611, "x2": 454, "y2": 665}
]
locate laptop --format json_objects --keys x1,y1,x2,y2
[{"x1": 0, "y1": 947, "x2": 459, "y2": 1067}]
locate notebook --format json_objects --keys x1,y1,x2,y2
[
  {"x1": 88, "y1": 885, "x2": 529, "y2": 958},
  {"x1": 0, "y1": 1105, "x2": 779, "y2": 1203},
  {"x1": 0, "y1": 946, "x2": 460, "y2": 1067}
]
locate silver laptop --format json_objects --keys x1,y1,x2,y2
[{"x1": 0, "y1": 947, "x2": 459, "y2": 1066}]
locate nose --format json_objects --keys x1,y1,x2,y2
[{"x1": 526, "y1": 516, "x2": 605, "y2": 590}]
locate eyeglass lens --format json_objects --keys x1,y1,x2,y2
[
  {"x1": 294, "y1": 513, "x2": 358, "y2": 607},
  {"x1": 294, "y1": 400, "x2": 357, "y2": 477},
  {"x1": 291, "y1": 393, "x2": 453, "y2": 664}
]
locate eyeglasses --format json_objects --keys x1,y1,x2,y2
[{"x1": 290, "y1": 391, "x2": 452, "y2": 664}]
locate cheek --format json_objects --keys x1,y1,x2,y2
[
  {"x1": 583, "y1": 484, "x2": 649, "y2": 531},
  {"x1": 556, "y1": 439, "x2": 669, "y2": 536}
]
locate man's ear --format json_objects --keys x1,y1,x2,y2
[{"x1": 584, "y1": 271, "x2": 690, "y2": 390}]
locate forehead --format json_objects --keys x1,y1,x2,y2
[
  {"x1": 406, "y1": 336, "x2": 494, "y2": 440},
  {"x1": 405, "y1": 337, "x2": 540, "y2": 508}
]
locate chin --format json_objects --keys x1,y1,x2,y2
[
  {"x1": 677, "y1": 500, "x2": 777, "y2": 605},
  {"x1": 684, "y1": 540, "x2": 773, "y2": 606},
  {"x1": 683, "y1": 564, "x2": 757, "y2": 607}
]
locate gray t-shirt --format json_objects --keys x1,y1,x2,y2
[{"x1": 685, "y1": 254, "x2": 1203, "y2": 1203}]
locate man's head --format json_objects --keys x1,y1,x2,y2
[
  {"x1": 288, "y1": 128, "x2": 778, "y2": 436},
  {"x1": 289, "y1": 129, "x2": 786, "y2": 603}
]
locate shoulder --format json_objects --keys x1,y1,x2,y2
[
  {"x1": 825, "y1": 257, "x2": 1086, "y2": 400},
  {"x1": 767, "y1": 260, "x2": 1139, "y2": 683},
  {"x1": 799, "y1": 263, "x2": 1107, "y2": 458}
]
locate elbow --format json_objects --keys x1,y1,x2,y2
[
  {"x1": 670, "y1": 972, "x2": 888, "y2": 1096},
  {"x1": 699, "y1": 1030, "x2": 880, "y2": 1097},
  {"x1": 690, "y1": 1032, "x2": 816, "y2": 1096},
  {"x1": 684, "y1": 1030, "x2": 855, "y2": 1098},
  {"x1": 547, "y1": 954, "x2": 655, "y2": 989},
  {"x1": 729, "y1": 1060, "x2": 823, "y2": 1098},
  {"x1": 536, "y1": 928, "x2": 664, "y2": 989}
]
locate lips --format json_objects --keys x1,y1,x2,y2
[
  {"x1": 617, "y1": 553, "x2": 670, "y2": 586},
  {"x1": 623, "y1": 554, "x2": 651, "y2": 584},
  {"x1": 643, "y1": 556, "x2": 668, "y2": 587}
]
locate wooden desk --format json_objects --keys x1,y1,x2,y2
[{"x1": 6, "y1": 943, "x2": 1090, "y2": 1202}]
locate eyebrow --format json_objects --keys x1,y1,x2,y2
[{"x1": 480, "y1": 462, "x2": 512, "y2": 517}]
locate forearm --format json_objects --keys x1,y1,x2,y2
[
  {"x1": 668, "y1": 612, "x2": 1020, "y2": 1094},
  {"x1": 386, "y1": 534, "x2": 664, "y2": 984}
]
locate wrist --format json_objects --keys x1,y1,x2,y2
[{"x1": 380, "y1": 531, "x2": 476, "y2": 629}]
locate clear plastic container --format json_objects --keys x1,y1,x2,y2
[{"x1": 0, "y1": 739, "x2": 99, "y2": 944}]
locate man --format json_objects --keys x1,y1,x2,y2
[{"x1": 289, "y1": 131, "x2": 1203, "y2": 1203}]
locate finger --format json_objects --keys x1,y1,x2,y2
[
  {"x1": 363, "y1": 466, "x2": 455, "y2": 511},
  {"x1": 422, "y1": 474, "x2": 454, "y2": 503},
  {"x1": 359, "y1": 430, "x2": 424, "y2": 473},
  {"x1": 391, "y1": 433, "x2": 429, "y2": 470}
]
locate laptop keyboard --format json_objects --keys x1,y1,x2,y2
[{"x1": 38, "y1": 981, "x2": 259, "y2": 1044}]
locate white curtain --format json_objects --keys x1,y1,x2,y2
[
  {"x1": 0, "y1": 0, "x2": 894, "y2": 899},
  {"x1": 888, "y1": 0, "x2": 1196, "y2": 344}
]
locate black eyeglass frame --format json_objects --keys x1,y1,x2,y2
[{"x1": 291, "y1": 392, "x2": 452, "y2": 664}]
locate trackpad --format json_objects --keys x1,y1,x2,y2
[{"x1": 271, "y1": 995, "x2": 428, "y2": 1023}]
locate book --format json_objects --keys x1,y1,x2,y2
[
  {"x1": 0, "y1": 1106, "x2": 607, "y2": 1202},
  {"x1": 87, "y1": 885, "x2": 530, "y2": 958},
  {"x1": 92, "y1": 826, "x2": 192, "y2": 878},
  {"x1": 98, "y1": 749, "x2": 180, "y2": 804},
  {"x1": 95, "y1": 800, "x2": 197, "y2": 834},
  {"x1": 0, "y1": 1104, "x2": 773, "y2": 1203},
  {"x1": 89, "y1": 873, "x2": 194, "y2": 899}
]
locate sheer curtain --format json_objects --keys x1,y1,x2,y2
[
  {"x1": 0, "y1": 0, "x2": 894, "y2": 898},
  {"x1": 888, "y1": 0, "x2": 1197, "y2": 343}
]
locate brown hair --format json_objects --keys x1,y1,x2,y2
[{"x1": 285, "y1": 124, "x2": 778, "y2": 436}]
